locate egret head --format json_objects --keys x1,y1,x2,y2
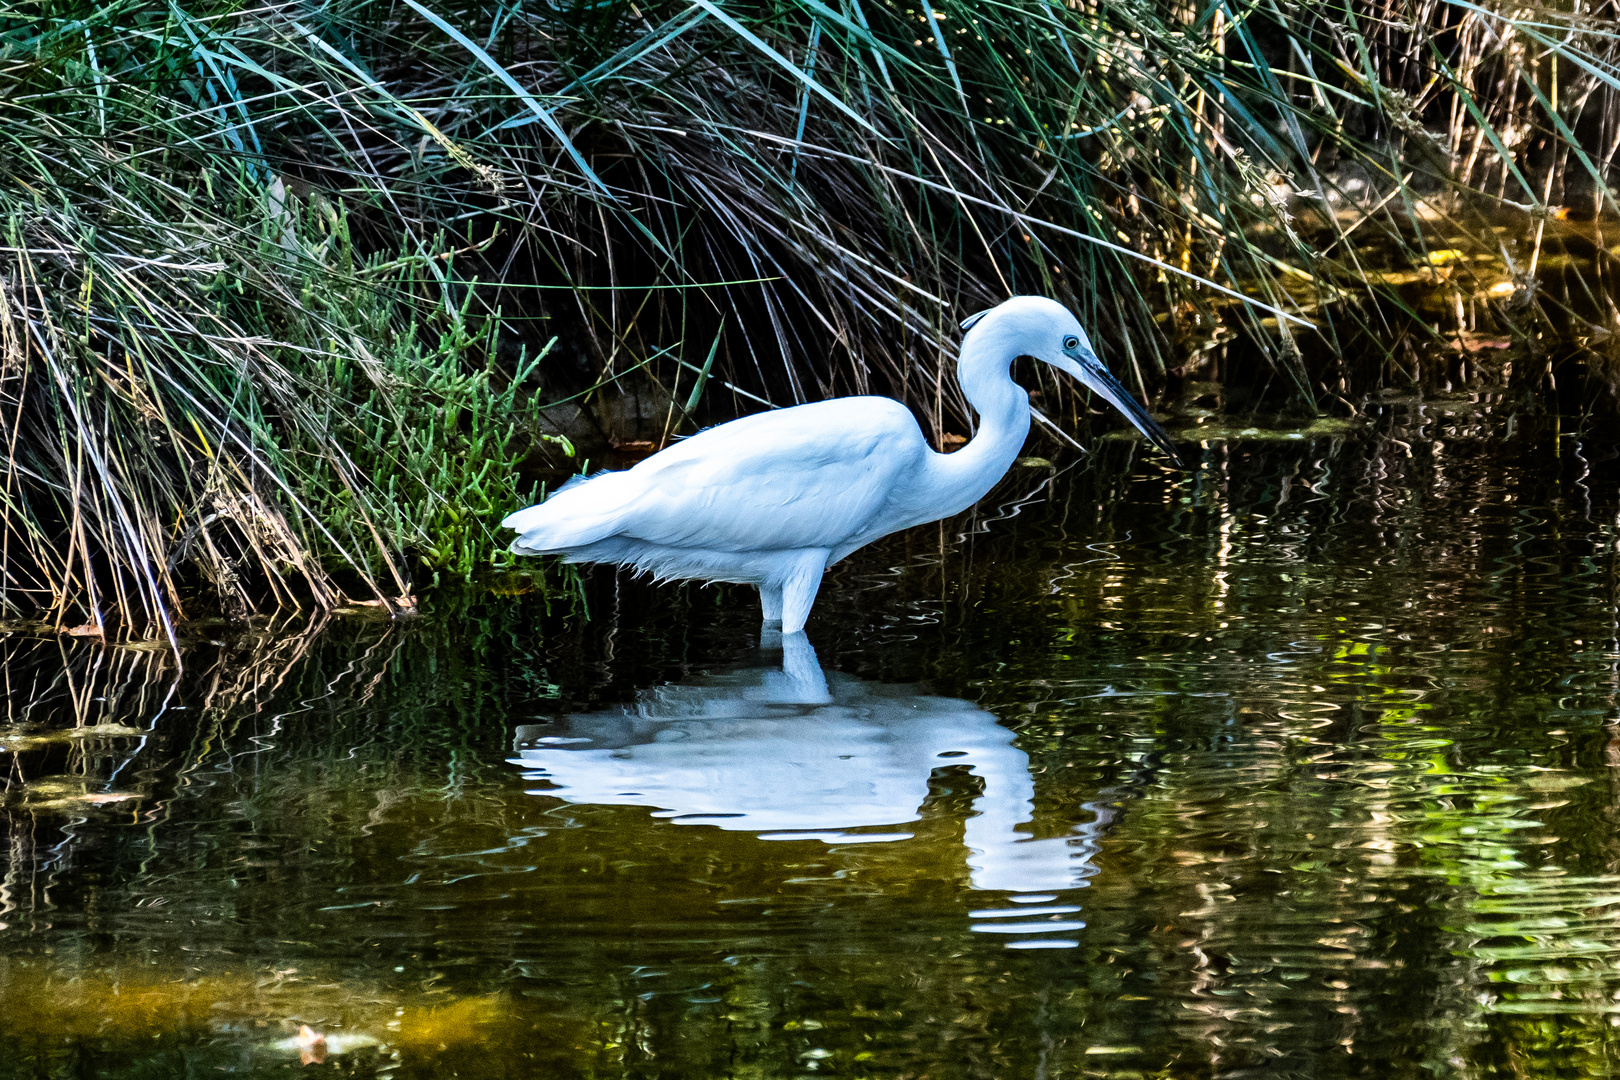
[{"x1": 962, "y1": 296, "x2": 1183, "y2": 466}]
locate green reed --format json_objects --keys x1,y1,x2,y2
[{"x1": 2, "y1": 0, "x2": 1616, "y2": 633}]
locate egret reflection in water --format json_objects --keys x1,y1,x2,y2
[{"x1": 508, "y1": 635, "x2": 1112, "y2": 907}]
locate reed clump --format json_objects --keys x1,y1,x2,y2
[
  {"x1": 3, "y1": 0, "x2": 1617, "y2": 631},
  {"x1": 1, "y1": 3, "x2": 560, "y2": 639}
]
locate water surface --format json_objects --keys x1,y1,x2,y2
[{"x1": 6, "y1": 395, "x2": 1620, "y2": 1077}]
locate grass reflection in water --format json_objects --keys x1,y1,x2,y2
[{"x1": 6, "y1": 398, "x2": 1620, "y2": 1077}]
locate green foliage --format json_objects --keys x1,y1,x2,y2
[
  {"x1": 2, "y1": 0, "x2": 1617, "y2": 630},
  {"x1": 317, "y1": 277, "x2": 559, "y2": 582},
  {"x1": 0, "y1": 5, "x2": 566, "y2": 634}
]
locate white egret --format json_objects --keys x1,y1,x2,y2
[{"x1": 502, "y1": 295, "x2": 1180, "y2": 633}]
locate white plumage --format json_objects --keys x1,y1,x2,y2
[{"x1": 503, "y1": 295, "x2": 1180, "y2": 633}]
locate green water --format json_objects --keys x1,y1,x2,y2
[{"x1": 7, "y1": 394, "x2": 1620, "y2": 1077}]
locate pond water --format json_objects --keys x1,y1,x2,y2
[{"x1": 6, "y1": 393, "x2": 1620, "y2": 1078}]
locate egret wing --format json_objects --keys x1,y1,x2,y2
[{"x1": 613, "y1": 398, "x2": 925, "y2": 553}]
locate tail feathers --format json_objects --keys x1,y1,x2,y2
[
  {"x1": 501, "y1": 473, "x2": 638, "y2": 554},
  {"x1": 505, "y1": 504, "x2": 620, "y2": 554}
]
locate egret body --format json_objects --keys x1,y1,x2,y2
[{"x1": 502, "y1": 296, "x2": 1179, "y2": 633}]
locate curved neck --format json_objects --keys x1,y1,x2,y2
[{"x1": 927, "y1": 329, "x2": 1031, "y2": 515}]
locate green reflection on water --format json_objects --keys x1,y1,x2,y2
[{"x1": 5, "y1": 397, "x2": 1620, "y2": 1078}]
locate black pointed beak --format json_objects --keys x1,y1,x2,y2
[{"x1": 1056, "y1": 349, "x2": 1184, "y2": 468}]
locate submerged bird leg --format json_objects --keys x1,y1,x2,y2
[
  {"x1": 779, "y1": 550, "x2": 830, "y2": 635},
  {"x1": 759, "y1": 583, "x2": 784, "y2": 626}
]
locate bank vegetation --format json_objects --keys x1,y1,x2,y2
[{"x1": 2, "y1": 0, "x2": 1618, "y2": 636}]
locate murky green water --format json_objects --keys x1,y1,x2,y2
[{"x1": 7, "y1": 395, "x2": 1620, "y2": 1077}]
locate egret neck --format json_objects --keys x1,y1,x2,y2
[{"x1": 911, "y1": 322, "x2": 1033, "y2": 522}]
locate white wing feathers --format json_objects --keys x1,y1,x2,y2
[
  {"x1": 503, "y1": 398, "x2": 926, "y2": 556},
  {"x1": 502, "y1": 469, "x2": 647, "y2": 553}
]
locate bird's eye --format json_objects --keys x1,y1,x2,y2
[{"x1": 1062, "y1": 335, "x2": 1080, "y2": 351}]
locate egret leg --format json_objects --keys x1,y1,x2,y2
[
  {"x1": 779, "y1": 550, "x2": 829, "y2": 635},
  {"x1": 759, "y1": 583, "x2": 784, "y2": 626}
]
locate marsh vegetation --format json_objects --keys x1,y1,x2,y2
[{"x1": 2, "y1": 0, "x2": 1619, "y2": 628}]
